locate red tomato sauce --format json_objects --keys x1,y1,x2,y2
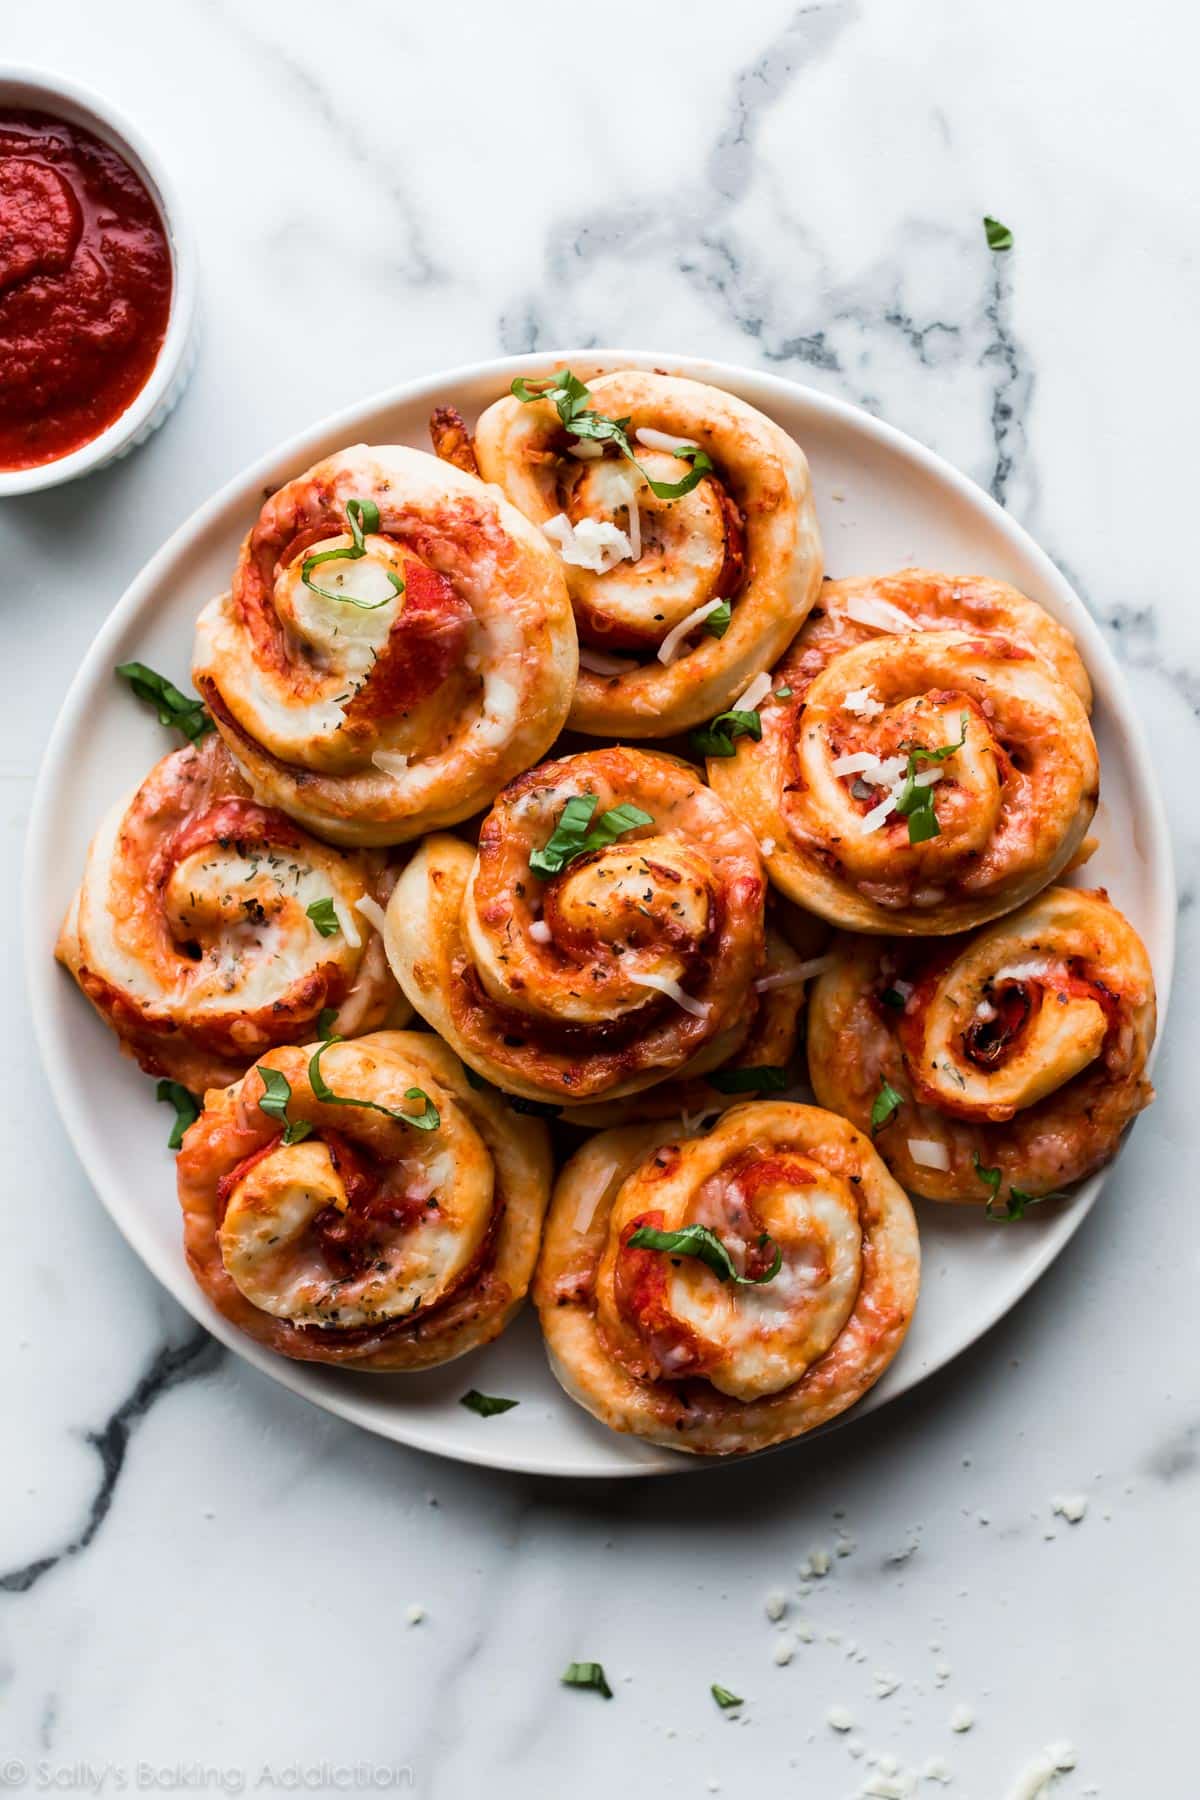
[{"x1": 0, "y1": 110, "x2": 173, "y2": 471}]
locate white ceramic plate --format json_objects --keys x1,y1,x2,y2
[{"x1": 25, "y1": 351, "x2": 1175, "y2": 1478}]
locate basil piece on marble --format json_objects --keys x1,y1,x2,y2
[
  {"x1": 561, "y1": 1661, "x2": 614, "y2": 1699},
  {"x1": 983, "y1": 215, "x2": 1014, "y2": 252}
]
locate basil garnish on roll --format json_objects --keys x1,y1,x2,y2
[
  {"x1": 893, "y1": 715, "x2": 969, "y2": 845},
  {"x1": 308, "y1": 1038, "x2": 440, "y2": 1131},
  {"x1": 626, "y1": 1221, "x2": 783, "y2": 1286},
  {"x1": 511, "y1": 368, "x2": 713, "y2": 500},
  {"x1": 300, "y1": 496, "x2": 405, "y2": 609},
  {"x1": 691, "y1": 708, "x2": 763, "y2": 759},
  {"x1": 528, "y1": 795, "x2": 653, "y2": 878},
  {"x1": 305, "y1": 897, "x2": 340, "y2": 938},
  {"x1": 870, "y1": 1080, "x2": 904, "y2": 1132},
  {"x1": 255, "y1": 1066, "x2": 312, "y2": 1145}
]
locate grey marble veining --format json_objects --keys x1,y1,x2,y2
[{"x1": 3, "y1": 2, "x2": 1198, "y2": 1795}]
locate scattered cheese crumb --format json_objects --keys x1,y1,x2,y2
[
  {"x1": 765, "y1": 1589, "x2": 788, "y2": 1621},
  {"x1": 1003, "y1": 1741, "x2": 1078, "y2": 1799},
  {"x1": 772, "y1": 1636, "x2": 796, "y2": 1666},
  {"x1": 810, "y1": 1548, "x2": 832, "y2": 1576},
  {"x1": 950, "y1": 1704, "x2": 975, "y2": 1733},
  {"x1": 405, "y1": 1604, "x2": 425, "y2": 1625},
  {"x1": 873, "y1": 1671, "x2": 901, "y2": 1699},
  {"x1": 1052, "y1": 1493, "x2": 1088, "y2": 1523},
  {"x1": 922, "y1": 1755, "x2": 952, "y2": 1783},
  {"x1": 934, "y1": 1661, "x2": 952, "y2": 1685},
  {"x1": 827, "y1": 1705, "x2": 856, "y2": 1732}
]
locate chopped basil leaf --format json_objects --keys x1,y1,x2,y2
[
  {"x1": 156, "y1": 1079, "x2": 199, "y2": 1150},
  {"x1": 870, "y1": 1079, "x2": 903, "y2": 1131},
  {"x1": 300, "y1": 496, "x2": 404, "y2": 610},
  {"x1": 116, "y1": 662, "x2": 213, "y2": 744},
  {"x1": 987, "y1": 1181, "x2": 1069, "y2": 1223},
  {"x1": 973, "y1": 1151, "x2": 1003, "y2": 1199},
  {"x1": 308, "y1": 1038, "x2": 440, "y2": 1131},
  {"x1": 626, "y1": 1221, "x2": 782, "y2": 1286},
  {"x1": 460, "y1": 1389, "x2": 519, "y2": 1417},
  {"x1": 306, "y1": 898, "x2": 340, "y2": 938},
  {"x1": 879, "y1": 987, "x2": 907, "y2": 1010},
  {"x1": 894, "y1": 714, "x2": 968, "y2": 845},
  {"x1": 774, "y1": 685, "x2": 793, "y2": 698},
  {"x1": 529, "y1": 794, "x2": 653, "y2": 878},
  {"x1": 690, "y1": 707, "x2": 762, "y2": 759},
  {"x1": 707, "y1": 1066, "x2": 789, "y2": 1094},
  {"x1": 315, "y1": 1007, "x2": 338, "y2": 1040},
  {"x1": 705, "y1": 599, "x2": 732, "y2": 638},
  {"x1": 561, "y1": 1661, "x2": 613, "y2": 1699},
  {"x1": 711, "y1": 1684, "x2": 744, "y2": 1710},
  {"x1": 511, "y1": 368, "x2": 712, "y2": 500},
  {"x1": 255, "y1": 1066, "x2": 312, "y2": 1146},
  {"x1": 983, "y1": 215, "x2": 1014, "y2": 252}
]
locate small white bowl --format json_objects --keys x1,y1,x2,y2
[{"x1": 0, "y1": 67, "x2": 197, "y2": 497}]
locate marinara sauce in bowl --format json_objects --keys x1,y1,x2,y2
[{"x1": 0, "y1": 70, "x2": 195, "y2": 495}]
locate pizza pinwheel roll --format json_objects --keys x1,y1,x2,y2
[
  {"x1": 176, "y1": 1031, "x2": 552, "y2": 1369},
  {"x1": 807, "y1": 887, "x2": 1156, "y2": 1207},
  {"x1": 536, "y1": 1102, "x2": 919, "y2": 1455},
  {"x1": 471, "y1": 369, "x2": 822, "y2": 736},
  {"x1": 193, "y1": 444, "x2": 577, "y2": 847},
  {"x1": 385, "y1": 746, "x2": 767, "y2": 1106},
  {"x1": 708, "y1": 609, "x2": 1099, "y2": 933},
  {"x1": 56, "y1": 735, "x2": 400, "y2": 1094}
]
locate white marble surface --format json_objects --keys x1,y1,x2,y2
[{"x1": 4, "y1": 3, "x2": 1197, "y2": 1795}]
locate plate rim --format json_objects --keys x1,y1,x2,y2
[{"x1": 25, "y1": 347, "x2": 1176, "y2": 1478}]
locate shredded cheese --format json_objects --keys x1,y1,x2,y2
[
  {"x1": 860, "y1": 792, "x2": 899, "y2": 834},
  {"x1": 567, "y1": 440, "x2": 604, "y2": 460},
  {"x1": 543, "y1": 513, "x2": 632, "y2": 573},
  {"x1": 354, "y1": 895, "x2": 388, "y2": 937},
  {"x1": 908, "y1": 1138, "x2": 951, "y2": 1171},
  {"x1": 842, "y1": 685, "x2": 884, "y2": 718},
  {"x1": 756, "y1": 954, "x2": 838, "y2": 991},
  {"x1": 371, "y1": 749, "x2": 410, "y2": 776},
  {"x1": 844, "y1": 594, "x2": 916, "y2": 634},
  {"x1": 657, "y1": 598, "x2": 725, "y2": 664},
  {"x1": 528, "y1": 919, "x2": 552, "y2": 945},
  {"x1": 635, "y1": 426, "x2": 699, "y2": 453},
  {"x1": 735, "y1": 670, "x2": 773, "y2": 711},
  {"x1": 572, "y1": 1158, "x2": 619, "y2": 1234},
  {"x1": 332, "y1": 899, "x2": 361, "y2": 948},
  {"x1": 629, "y1": 971, "x2": 710, "y2": 1018},
  {"x1": 578, "y1": 646, "x2": 635, "y2": 675}
]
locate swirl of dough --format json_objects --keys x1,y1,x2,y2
[
  {"x1": 384, "y1": 747, "x2": 766, "y2": 1105},
  {"x1": 806, "y1": 887, "x2": 1156, "y2": 1203},
  {"x1": 193, "y1": 444, "x2": 577, "y2": 847},
  {"x1": 559, "y1": 925, "x2": 810, "y2": 1128},
  {"x1": 471, "y1": 370, "x2": 822, "y2": 736},
  {"x1": 176, "y1": 1031, "x2": 552, "y2": 1368},
  {"x1": 535, "y1": 1102, "x2": 919, "y2": 1455},
  {"x1": 56, "y1": 734, "x2": 401, "y2": 1093},
  {"x1": 708, "y1": 617, "x2": 1098, "y2": 933},
  {"x1": 792, "y1": 570, "x2": 1092, "y2": 705}
]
